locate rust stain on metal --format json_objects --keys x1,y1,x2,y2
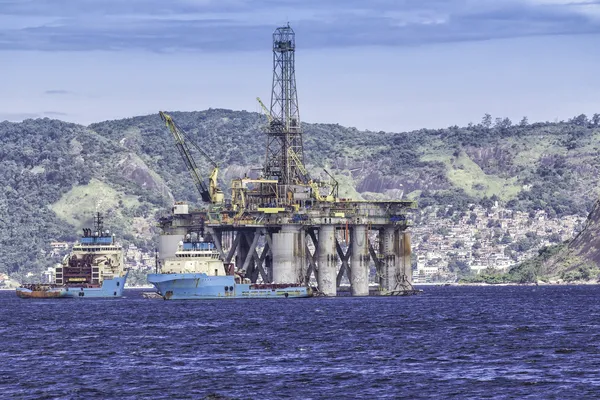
[{"x1": 16, "y1": 290, "x2": 65, "y2": 299}]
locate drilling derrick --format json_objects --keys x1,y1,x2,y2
[{"x1": 264, "y1": 24, "x2": 309, "y2": 189}]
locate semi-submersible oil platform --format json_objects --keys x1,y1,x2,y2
[{"x1": 157, "y1": 24, "x2": 417, "y2": 296}]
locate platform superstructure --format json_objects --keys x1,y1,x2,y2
[
  {"x1": 156, "y1": 24, "x2": 417, "y2": 297},
  {"x1": 16, "y1": 213, "x2": 128, "y2": 298}
]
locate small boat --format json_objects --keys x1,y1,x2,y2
[{"x1": 15, "y1": 284, "x2": 69, "y2": 299}]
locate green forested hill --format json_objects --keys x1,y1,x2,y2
[{"x1": 1, "y1": 111, "x2": 600, "y2": 281}]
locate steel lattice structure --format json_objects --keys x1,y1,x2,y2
[{"x1": 263, "y1": 24, "x2": 308, "y2": 186}]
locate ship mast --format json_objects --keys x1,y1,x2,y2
[{"x1": 93, "y1": 212, "x2": 104, "y2": 237}]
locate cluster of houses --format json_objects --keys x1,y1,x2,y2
[{"x1": 410, "y1": 203, "x2": 585, "y2": 282}]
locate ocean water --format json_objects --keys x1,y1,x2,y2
[{"x1": 1, "y1": 285, "x2": 600, "y2": 399}]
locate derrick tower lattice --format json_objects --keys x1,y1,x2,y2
[{"x1": 263, "y1": 24, "x2": 308, "y2": 186}]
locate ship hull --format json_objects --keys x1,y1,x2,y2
[
  {"x1": 147, "y1": 273, "x2": 313, "y2": 300},
  {"x1": 16, "y1": 274, "x2": 128, "y2": 299},
  {"x1": 16, "y1": 287, "x2": 69, "y2": 299}
]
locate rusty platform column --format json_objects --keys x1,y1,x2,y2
[
  {"x1": 381, "y1": 227, "x2": 395, "y2": 291},
  {"x1": 391, "y1": 229, "x2": 413, "y2": 290},
  {"x1": 317, "y1": 225, "x2": 337, "y2": 296},
  {"x1": 401, "y1": 231, "x2": 412, "y2": 284},
  {"x1": 350, "y1": 225, "x2": 369, "y2": 296},
  {"x1": 272, "y1": 225, "x2": 304, "y2": 284},
  {"x1": 393, "y1": 230, "x2": 402, "y2": 290}
]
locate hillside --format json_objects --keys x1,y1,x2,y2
[
  {"x1": 89, "y1": 111, "x2": 600, "y2": 215},
  {"x1": 507, "y1": 198, "x2": 600, "y2": 284},
  {"x1": 1, "y1": 111, "x2": 600, "y2": 282}
]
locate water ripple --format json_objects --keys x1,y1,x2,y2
[{"x1": 1, "y1": 285, "x2": 599, "y2": 399}]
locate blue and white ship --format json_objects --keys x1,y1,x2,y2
[
  {"x1": 148, "y1": 235, "x2": 313, "y2": 300},
  {"x1": 16, "y1": 213, "x2": 128, "y2": 299}
]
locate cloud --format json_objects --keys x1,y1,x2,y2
[
  {"x1": 43, "y1": 111, "x2": 68, "y2": 116},
  {"x1": 44, "y1": 89, "x2": 72, "y2": 95},
  {"x1": 0, "y1": 0, "x2": 600, "y2": 51}
]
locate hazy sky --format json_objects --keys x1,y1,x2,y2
[{"x1": 1, "y1": 0, "x2": 600, "y2": 132}]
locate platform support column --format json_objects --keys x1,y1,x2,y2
[
  {"x1": 317, "y1": 225, "x2": 337, "y2": 296},
  {"x1": 293, "y1": 225, "x2": 306, "y2": 283},
  {"x1": 390, "y1": 229, "x2": 413, "y2": 291},
  {"x1": 381, "y1": 227, "x2": 395, "y2": 291},
  {"x1": 350, "y1": 225, "x2": 369, "y2": 296},
  {"x1": 272, "y1": 225, "x2": 304, "y2": 283},
  {"x1": 400, "y1": 231, "x2": 412, "y2": 285}
]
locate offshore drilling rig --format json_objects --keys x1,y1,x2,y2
[{"x1": 157, "y1": 24, "x2": 416, "y2": 296}]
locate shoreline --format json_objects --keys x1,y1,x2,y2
[
  {"x1": 415, "y1": 281, "x2": 600, "y2": 287},
  {"x1": 3, "y1": 282, "x2": 598, "y2": 291},
  {"x1": 0, "y1": 286, "x2": 156, "y2": 291}
]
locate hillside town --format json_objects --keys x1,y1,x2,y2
[{"x1": 411, "y1": 202, "x2": 585, "y2": 282}]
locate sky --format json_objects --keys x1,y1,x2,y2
[{"x1": 1, "y1": 0, "x2": 600, "y2": 132}]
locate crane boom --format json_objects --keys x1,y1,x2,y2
[
  {"x1": 159, "y1": 111, "x2": 223, "y2": 204},
  {"x1": 323, "y1": 168, "x2": 339, "y2": 199},
  {"x1": 256, "y1": 97, "x2": 273, "y2": 124}
]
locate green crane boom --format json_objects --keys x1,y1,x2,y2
[{"x1": 256, "y1": 97, "x2": 273, "y2": 124}]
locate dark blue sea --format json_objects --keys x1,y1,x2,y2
[{"x1": 1, "y1": 285, "x2": 600, "y2": 399}]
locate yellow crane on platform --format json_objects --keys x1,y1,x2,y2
[
  {"x1": 159, "y1": 111, "x2": 224, "y2": 205},
  {"x1": 256, "y1": 97, "x2": 272, "y2": 125}
]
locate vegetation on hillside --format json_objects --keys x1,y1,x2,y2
[
  {"x1": 0, "y1": 119, "x2": 169, "y2": 281},
  {"x1": 459, "y1": 241, "x2": 600, "y2": 284}
]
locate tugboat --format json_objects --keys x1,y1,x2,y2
[
  {"x1": 147, "y1": 224, "x2": 313, "y2": 300},
  {"x1": 16, "y1": 213, "x2": 128, "y2": 299}
]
